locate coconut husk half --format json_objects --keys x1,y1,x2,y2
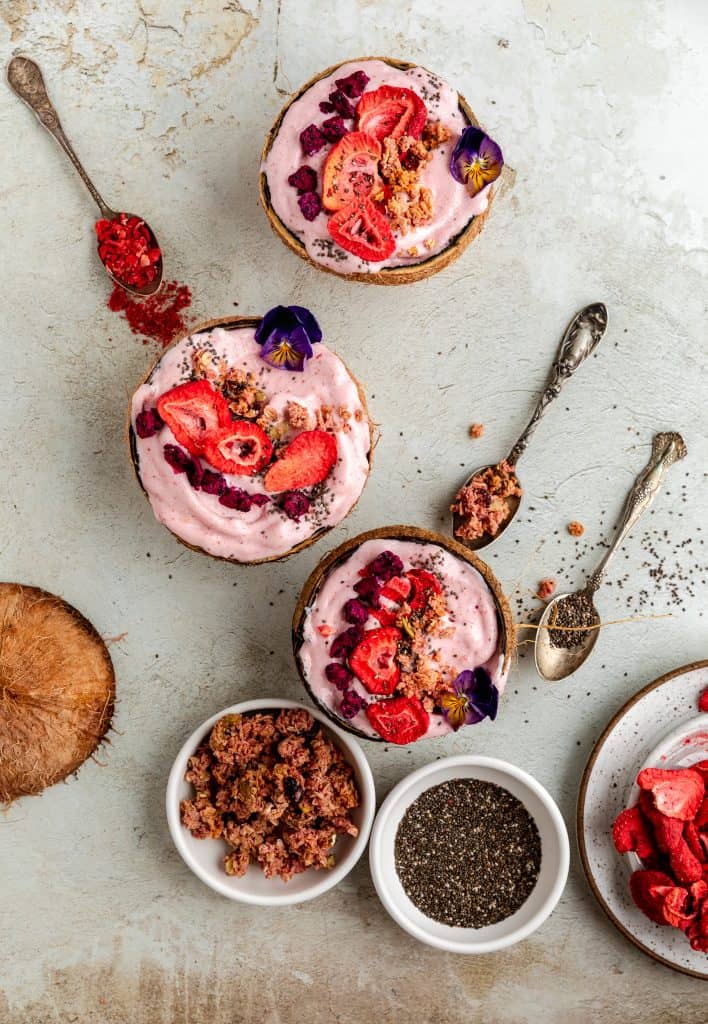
[
  {"x1": 259, "y1": 56, "x2": 494, "y2": 286},
  {"x1": 292, "y1": 525, "x2": 516, "y2": 741},
  {"x1": 128, "y1": 316, "x2": 375, "y2": 565},
  {"x1": 0, "y1": 584, "x2": 115, "y2": 804}
]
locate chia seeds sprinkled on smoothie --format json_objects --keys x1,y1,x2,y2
[{"x1": 394, "y1": 779, "x2": 541, "y2": 928}]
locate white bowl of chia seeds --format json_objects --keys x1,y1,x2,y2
[{"x1": 369, "y1": 755, "x2": 569, "y2": 953}]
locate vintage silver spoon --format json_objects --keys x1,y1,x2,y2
[
  {"x1": 452, "y1": 302, "x2": 608, "y2": 550},
  {"x1": 7, "y1": 55, "x2": 163, "y2": 296},
  {"x1": 535, "y1": 431, "x2": 687, "y2": 682}
]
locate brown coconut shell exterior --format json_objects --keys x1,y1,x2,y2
[
  {"x1": 259, "y1": 56, "x2": 495, "y2": 286},
  {"x1": 0, "y1": 583, "x2": 115, "y2": 804},
  {"x1": 127, "y1": 316, "x2": 375, "y2": 566},
  {"x1": 292, "y1": 525, "x2": 516, "y2": 741}
]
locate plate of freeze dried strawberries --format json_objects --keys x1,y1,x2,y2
[{"x1": 578, "y1": 660, "x2": 708, "y2": 977}]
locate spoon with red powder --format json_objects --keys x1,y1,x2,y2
[{"x1": 7, "y1": 56, "x2": 163, "y2": 296}]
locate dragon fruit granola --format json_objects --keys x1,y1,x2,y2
[{"x1": 180, "y1": 708, "x2": 360, "y2": 882}]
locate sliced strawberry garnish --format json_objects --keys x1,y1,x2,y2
[
  {"x1": 349, "y1": 626, "x2": 401, "y2": 695},
  {"x1": 691, "y1": 759, "x2": 708, "y2": 782},
  {"x1": 639, "y1": 790, "x2": 684, "y2": 852},
  {"x1": 661, "y1": 886, "x2": 696, "y2": 929},
  {"x1": 684, "y1": 821, "x2": 706, "y2": 864},
  {"x1": 366, "y1": 695, "x2": 429, "y2": 745},
  {"x1": 369, "y1": 607, "x2": 397, "y2": 628},
  {"x1": 156, "y1": 380, "x2": 232, "y2": 456},
  {"x1": 204, "y1": 421, "x2": 273, "y2": 477},
  {"x1": 695, "y1": 797, "x2": 708, "y2": 829},
  {"x1": 263, "y1": 430, "x2": 337, "y2": 493},
  {"x1": 355, "y1": 85, "x2": 427, "y2": 141},
  {"x1": 669, "y1": 836, "x2": 704, "y2": 884},
  {"x1": 406, "y1": 569, "x2": 443, "y2": 611},
  {"x1": 637, "y1": 767, "x2": 705, "y2": 820},
  {"x1": 328, "y1": 197, "x2": 395, "y2": 262},
  {"x1": 322, "y1": 131, "x2": 382, "y2": 211}
]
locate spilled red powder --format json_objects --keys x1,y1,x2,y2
[{"x1": 108, "y1": 281, "x2": 192, "y2": 347}]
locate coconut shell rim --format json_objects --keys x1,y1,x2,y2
[
  {"x1": 258, "y1": 55, "x2": 494, "y2": 286},
  {"x1": 0, "y1": 582, "x2": 116, "y2": 803},
  {"x1": 291, "y1": 524, "x2": 516, "y2": 743},
  {"x1": 127, "y1": 315, "x2": 376, "y2": 566}
]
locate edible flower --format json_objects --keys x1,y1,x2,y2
[
  {"x1": 449, "y1": 126, "x2": 503, "y2": 197},
  {"x1": 439, "y1": 668, "x2": 499, "y2": 730},
  {"x1": 255, "y1": 305, "x2": 322, "y2": 372}
]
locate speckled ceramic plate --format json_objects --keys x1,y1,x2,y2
[{"x1": 577, "y1": 660, "x2": 708, "y2": 979}]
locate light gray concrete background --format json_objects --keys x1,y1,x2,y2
[{"x1": 1, "y1": 1, "x2": 707, "y2": 1021}]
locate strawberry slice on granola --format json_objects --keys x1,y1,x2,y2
[{"x1": 355, "y1": 85, "x2": 427, "y2": 141}]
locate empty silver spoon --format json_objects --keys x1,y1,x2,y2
[
  {"x1": 451, "y1": 302, "x2": 608, "y2": 550},
  {"x1": 535, "y1": 431, "x2": 687, "y2": 682},
  {"x1": 7, "y1": 55, "x2": 163, "y2": 296}
]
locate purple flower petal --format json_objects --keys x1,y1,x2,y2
[
  {"x1": 260, "y1": 324, "x2": 313, "y2": 372},
  {"x1": 450, "y1": 125, "x2": 503, "y2": 196}
]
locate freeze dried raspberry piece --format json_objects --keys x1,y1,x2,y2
[
  {"x1": 334, "y1": 70, "x2": 370, "y2": 98},
  {"x1": 637, "y1": 767, "x2": 705, "y2": 820},
  {"x1": 300, "y1": 124, "x2": 327, "y2": 156},
  {"x1": 298, "y1": 191, "x2": 322, "y2": 221},
  {"x1": 611, "y1": 805, "x2": 656, "y2": 860},
  {"x1": 287, "y1": 165, "x2": 317, "y2": 192},
  {"x1": 320, "y1": 116, "x2": 348, "y2": 142}
]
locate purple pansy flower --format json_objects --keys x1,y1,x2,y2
[
  {"x1": 439, "y1": 667, "x2": 499, "y2": 731},
  {"x1": 255, "y1": 305, "x2": 322, "y2": 372},
  {"x1": 449, "y1": 126, "x2": 504, "y2": 197}
]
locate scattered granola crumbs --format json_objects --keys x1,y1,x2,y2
[
  {"x1": 469, "y1": 423, "x2": 485, "y2": 439},
  {"x1": 407, "y1": 246, "x2": 419, "y2": 257},
  {"x1": 423, "y1": 237, "x2": 436, "y2": 250},
  {"x1": 567, "y1": 520, "x2": 585, "y2": 537},
  {"x1": 537, "y1": 578, "x2": 557, "y2": 601},
  {"x1": 286, "y1": 400, "x2": 313, "y2": 430},
  {"x1": 422, "y1": 120, "x2": 452, "y2": 149},
  {"x1": 354, "y1": 409, "x2": 364, "y2": 422}
]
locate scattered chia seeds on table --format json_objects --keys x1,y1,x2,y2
[
  {"x1": 548, "y1": 591, "x2": 597, "y2": 649},
  {"x1": 394, "y1": 779, "x2": 542, "y2": 928}
]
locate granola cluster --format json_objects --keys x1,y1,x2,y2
[
  {"x1": 451, "y1": 460, "x2": 522, "y2": 542},
  {"x1": 373, "y1": 121, "x2": 451, "y2": 236},
  {"x1": 393, "y1": 588, "x2": 456, "y2": 712},
  {"x1": 180, "y1": 709, "x2": 360, "y2": 882}
]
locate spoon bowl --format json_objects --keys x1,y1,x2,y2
[
  {"x1": 452, "y1": 463, "x2": 522, "y2": 552},
  {"x1": 97, "y1": 206, "x2": 163, "y2": 297},
  {"x1": 534, "y1": 591, "x2": 601, "y2": 682}
]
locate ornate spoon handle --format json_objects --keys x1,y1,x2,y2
[
  {"x1": 585, "y1": 431, "x2": 687, "y2": 594},
  {"x1": 506, "y1": 302, "x2": 608, "y2": 466},
  {"x1": 7, "y1": 56, "x2": 111, "y2": 215}
]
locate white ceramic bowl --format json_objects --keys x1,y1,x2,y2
[
  {"x1": 166, "y1": 698, "x2": 375, "y2": 905},
  {"x1": 369, "y1": 755, "x2": 569, "y2": 953}
]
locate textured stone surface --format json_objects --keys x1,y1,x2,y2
[{"x1": 1, "y1": 1, "x2": 707, "y2": 1021}]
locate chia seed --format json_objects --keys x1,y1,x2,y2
[
  {"x1": 548, "y1": 591, "x2": 597, "y2": 649},
  {"x1": 394, "y1": 779, "x2": 542, "y2": 928}
]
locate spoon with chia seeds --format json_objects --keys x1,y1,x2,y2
[
  {"x1": 451, "y1": 303, "x2": 608, "y2": 551},
  {"x1": 7, "y1": 56, "x2": 163, "y2": 296},
  {"x1": 535, "y1": 431, "x2": 687, "y2": 682}
]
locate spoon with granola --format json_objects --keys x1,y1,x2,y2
[{"x1": 451, "y1": 303, "x2": 608, "y2": 550}]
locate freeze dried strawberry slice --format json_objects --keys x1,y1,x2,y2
[
  {"x1": 629, "y1": 869, "x2": 676, "y2": 926},
  {"x1": 684, "y1": 821, "x2": 706, "y2": 863},
  {"x1": 406, "y1": 569, "x2": 443, "y2": 611},
  {"x1": 355, "y1": 85, "x2": 427, "y2": 141},
  {"x1": 699, "y1": 688, "x2": 708, "y2": 712},
  {"x1": 369, "y1": 607, "x2": 397, "y2": 628},
  {"x1": 349, "y1": 626, "x2": 401, "y2": 695},
  {"x1": 612, "y1": 805, "x2": 656, "y2": 861},
  {"x1": 322, "y1": 131, "x2": 382, "y2": 211},
  {"x1": 637, "y1": 767, "x2": 705, "y2": 820},
  {"x1": 328, "y1": 197, "x2": 396, "y2": 262},
  {"x1": 263, "y1": 430, "x2": 337, "y2": 493},
  {"x1": 691, "y1": 760, "x2": 708, "y2": 782},
  {"x1": 379, "y1": 575, "x2": 412, "y2": 604},
  {"x1": 204, "y1": 421, "x2": 273, "y2": 477},
  {"x1": 157, "y1": 380, "x2": 232, "y2": 456},
  {"x1": 695, "y1": 798, "x2": 708, "y2": 829},
  {"x1": 670, "y1": 836, "x2": 704, "y2": 884},
  {"x1": 366, "y1": 694, "x2": 429, "y2": 744},
  {"x1": 661, "y1": 886, "x2": 696, "y2": 929},
  {"x1": 639, "y1": 790, "x2": 684, "y2": 852}
]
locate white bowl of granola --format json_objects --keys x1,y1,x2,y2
[{"x1": 166, "y1": 699, "x2": 375, "y2": 905}]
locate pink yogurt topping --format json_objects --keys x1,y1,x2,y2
[
  {"x1": 299, "y1": 538, "x2": 508, "y2": 738},
  {"x1": 262, "y1": 59, "x2": 492, "y2": 275},
  {"x1": 130, "y1": 326, "x2": 371, "y2": 562}
]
